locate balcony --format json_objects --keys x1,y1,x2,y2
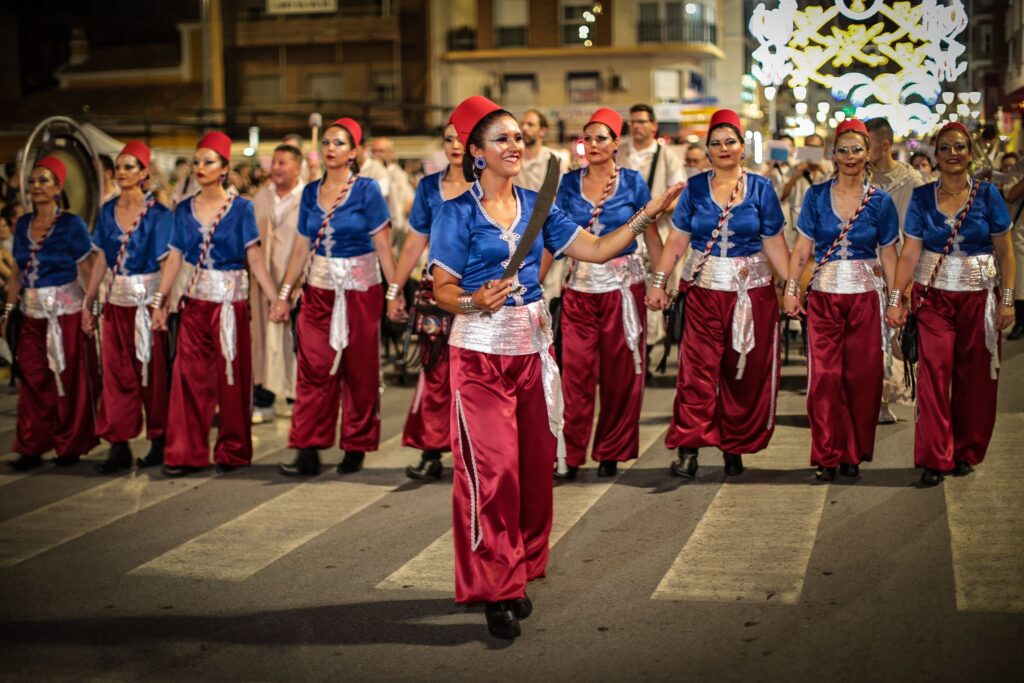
[
  {"x1": 495, "y1": 26, "x2": 528, "y2": 49},
  {"x1": 637, "y1": 18, "x2": 717, "y2": 45},
  {"x1": 232, "y1": 15, "x2": 399, "y2": 47},
  {"x1": 447, "y1": 27, "x2": 476, "y2": 52}
]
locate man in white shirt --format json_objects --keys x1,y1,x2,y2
[
  {"x1": 251, "y1": 143, "x2": 304, "y2": 423},
  {"x1": 514, "y1": 110, "x2": 570, "y2": 192},
  {"x1": 618, "y1": 103, "x2": 682, "y2": 354},
  {"x1": 779, "y1": 133, "x2": 831, "y2": 246},
  {"x1": 370, "y1": 136, "x2": 415, "y2": 244}
]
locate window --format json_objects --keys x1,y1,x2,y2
[
  {"x1": 502, "y1": 73, "x2": 536, "y2": 108},
  {"x1": 244, "y1": 74, "x2": 281, "y2": 104},
  {"x1": 567, "y1": 71, "x2": 602, "y2": 104},
  {"x1": 308, "y1": 72, "x2": 342, "y2": 100},
  {"x1": 637, "y1": 0, "x2": 717, "y2": 44},
  {"x1": 561, "y1": 1, "x2": 597, "y2": 47},
  {"x1": 494, "y1": 0, "x2": 528, "y2": 47},
  {"x1": 372, "y1": 70, "x2": 398, "y2": 102}
]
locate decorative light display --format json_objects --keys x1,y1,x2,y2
[{"x1": 749, "y1": 0, "x2": 969, "y2": 136}]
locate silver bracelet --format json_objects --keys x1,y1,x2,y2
[
  {"x1": 887, "y1": 289, "x2": 903, "y2": 308},
  {"x1": 626, "y1": 210, "x2": 653, "y2": 236},
  {"x1": 1, "y1": 302, "x2": 14, "y2": 324},
  {"x1": 458, "y1": 292, "x2": 477, "y2": 313},
  {"x1": 651, "y1": 272, "x2": 668, "y2": 289},
  {"x1": 278, "y1": 283, "x2": 293, "y2": 301},
  {"x1": 149, "y1": 292, "x2": 166, "y2": 310},
  {"x1": 385, "y1": 282, "x2": 401, "y2": 301},
  {"x1": 90, "y1": 299, "x2": 102, "y2": 316},
  {"x1": 784, "y1": 279, "x2": 800, "y2": 298},
  {"x1": 1001, "y1": 288, "x2": 1015, "y2": 307}
]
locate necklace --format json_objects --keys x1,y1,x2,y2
[{"x1": 938, "y1": 181, "x2": 968, "y2": 199}]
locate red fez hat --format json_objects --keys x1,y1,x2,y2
[
  {"x1": 585, "y1": 108, "x2": 623, "y2": 138},
  {"x1": 935, "y1": 121, "x2": 971, "y2": 149},
  {"x1": 708, "y1": 109, "x2": 743, "y2": 138},
  {"x1": 835, "y1": 118, "x2": 869, "y2": 139},
  {"x1": 196, "y1": 131, "x2": 232, "y2": 161},
  {"x1": 450, "y1": 96, "x2": 502, "y2": 147},
  {"x1": 119, "y1": 140, "x2": 152, "y2": 169},
  {"x1": 34, "y1": 156, "x2": 67, "y2": 186},
  {"x1": 331, "y1": 117, "x2": 363, "y2": 148}
]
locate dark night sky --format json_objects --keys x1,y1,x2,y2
[{"x1": 14, "y1": 1, "x2": 200, "y2": 95}]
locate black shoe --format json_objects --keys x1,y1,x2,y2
[
  {"x1": 513, "y1": 594, "x2": 532, "y2": 620},
  {"x1": 215, "y1": 463, "x2": 239, "y2": 474},
  {"x1": 723, "y1": 453, "x2": 744, "y2": 476},
  {"x1": 279, "y1": 448, "x2": 321, "y2": 477},
  {"x1": 1008, "y1": 324, "x2": 1024, "y2": 341},
  {"x1": 53, "y1": 454, "x2": 81, "y2": 467},
  {"x1": 406, "y1": 452, "x2": 443, "y2": 480},
  {"x1": 839, "y1": 463, "x2": 860, "y2": 478},
  {"x1": 596, "y1": 461, "x2": 618, "y2": 477},
  {"x1": 96, "y1": 442, "x2": 133, "y2": 474},
  {"x1": 920, "y1": 468, "x2": 944, "y2": 486},
  {"x1": 137, "y1": 437, "x2": 165, "y2": 468},
  {"x1": 815, "y1": 465, "x2": 837, "y2": 481},
  {"x1": 554, "y1": 465, "x2": 579, "y2": 481},
  {"x1": 8, "y1": 454, "x2": 43, "y2": 471},
  {"x1": 337, "y1": 451, "x2": 365, "y2": 474},
  {"x1": 670, "y1": 448, "x2": 699, "y2": 478},
  {"x1": 952, "y1": 461, "x2": 974, "y2": 477},
  {"x1": 162, "y1": 464, "x2": 199, "y2": 478},
  {"x1": 484, "y1": 601, "x2": 521, "y2": 640}
]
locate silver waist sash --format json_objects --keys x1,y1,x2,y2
[
  {"x1": 306, "y1": 253, "x2": 382, "y2": 375},
  {"x1": 812, "y1": 259, "x2": 893, "y2": 378},
  {"x1": 916, "y1": 251, "x2": 1000, "y2": 379},
  {"x1": 682, "y1": 252, "x2": 772, "y2": 380},
  {"x1": 20, "y1": 281, "x2": 84, "y2": 397},
  {"x1": 449, "y1": 300, "x2": 567, "y2": 473},
  {"x1": 185, "y1": 269, "x2": 248, "y2": 386},
  {"x1": 567, "y1": 253, "x2": 645, "y2": 375},
  {"x1": 107, "y1": 272, "x2": 161, "y2": 386}
]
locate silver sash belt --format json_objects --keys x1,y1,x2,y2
[
  {"x1": 21, "y1": 281, "x2": 84, "y2": 397},
  {"x1": 108, "y1": 272, "x2": 160, "y2": 386},
  {"x1": 187, "y1": 269, "x2": 249, "y2": 386},
  {"x1": 449, "y1": 300, "x2": 568, "y2": 474},
  {"x1": 568, "y1": 253, "x2": 645, "y2": 374},
  {"x1": 813, "y1": 259, "x2": 893, "y2": 378},
  {"x1": 682, "y1": 252, "x2": 773, "y2": 380},
  {"x1": 307, "y1": 252, "x2": 382, "y2": 375},
  {"x1": 916, "y1": 250, "x2": 1000, "y2": 379}
]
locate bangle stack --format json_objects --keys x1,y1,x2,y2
[
  {"x1": 1001, "y1": 287, "x2": 1015, "y2": 307},
  {"x1": 385, "y1": 282, "x2": 401, "y2": 301},
  {"x1": 0, "y1": 302, "x2": 14, "y2": 325},
  {"x1": 626, "y1": 210, "x2": 653, "y2": 236},
  {"x1": 651, "y1": 272, "x2": 668, "y2": 289},
  {"x1": 784, "y1": 279, "x2": 800, "y2": 298},
  {"x1": 887, "y1": 290, "x2": 903, "y2": 308},
  {"x1": 458, "y1": 292, "x2": 477, "y2": 313},
  {"x1": 149, "y1": 292, "x2": 166, "y2": 310},
  {"x1": 278, "y1": 283, "x2": 293, "y2": 302},
  {"x1": 90, "y1": 299, "x2": 102, "y2": 317}
]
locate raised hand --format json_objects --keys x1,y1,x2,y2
[
  {"x1": 643, "y1": 181, "x2": 685, "y2": 219},
  {"x1": 472, "y1": 278, "x2": 514, "y2": 313}
]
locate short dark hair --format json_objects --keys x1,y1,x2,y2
[
  {"x1": 174, "y1": 157, "x2": 188, "y2": 166},
  {"x1": 777, "y1": 134, "x2": 795, "y2": 143},
  {"x1": 273, "y1": 144, "x2": 303, "y2": 162},
  {"x1": 629, "y1": 104, "x2": 656, "y2": 123},
  {"x1": 865, "y1": 118, "x2": 894, "y2": 144},
  {"x1": 805, "y1": 133, "x2": 824, "y2": 145},
  {"x1": 523, "y1": 109, "x2": 549, "y2": 130},
  {"x1": 1003, "y1": 151, "x2": 1019, "y2": 162},
  {"x1": 909, "y1": 151, "x2": 934, "y2": 170},
  {"x1": 100, "y1": 154, "x2": 114, "y2": 173},
  {"x1": 462, "y1": 109, "x2": 515, "y2": 182}
]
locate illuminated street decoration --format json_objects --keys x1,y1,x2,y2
[{"x1": 749, "y1": 0, "x2": 968, "y2": 136}]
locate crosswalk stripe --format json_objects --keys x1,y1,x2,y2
[
  {"x1": 128, "y1": 436, "x2": 407, "y2": 581},
  {"x1": 0, "y1": 433, "x2": 291, "y2": 569},
  {"x1": 376, "y1": 421, "x2": 668, "y2": 593},
  {"x1": 651, "y1": 482, "x2": 828, "y2": 603},
  {"x1": 944, "y1": 414, "x2": 1024, "y2": 613}
]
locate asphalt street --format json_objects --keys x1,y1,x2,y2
[{"x1": 0, "y1": 338, "x2": 1021, "y2": 682}]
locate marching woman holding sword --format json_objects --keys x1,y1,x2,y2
[
  {"x1": 429, "y1": 96, "x2": 681, "y2": 640},
  {"x1": 647, "y1": 109, "x2": 790, "y2": 479},
  {"x1": 782, "y1": 119, "x2": 900, "y2": 482}
]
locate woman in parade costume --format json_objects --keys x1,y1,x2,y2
[
  {"x1": 647, "y1": 109, "x2": 790, "y2": 479},
  {"x1": 886, "y1": 121, "x2": 1016, "y2": 486},
  {"x1": 270, "y1": 118, "x2": 400, "y2": 477},
  {"x1": 150, "y1": 132, "x2": 278, "y2": 477},
  {"x1": 2, "y1": 156, "x2": 99, "y2": 470},
  {"x1": 388, "y1": 119, "x2": 473, "y2": 480},
  {"x1": 429, "y1": 96, "x2": 681, "y2": 639},
  {"x1": 82, "y1": 141, "x2": 173, "y2": 473},
  {"x1": 782, "y1": 119, "x2": 900, "y2": 481},
  {"x1": 553, "y1": 107, "x2": 659, "y2": 480}
]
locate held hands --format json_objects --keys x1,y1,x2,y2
[
  {"x1": 884, "y1": 302, "x2": 907, "y2": 328},
  {"x1": 386, "y1": 293, "x2": 408, "y2": 323},
  {"x1": 473, "y1": 278, "x2": 514, "y2": 313},
  {"x1": 269, "y1": 298, "x2": 291, "y2": 324},
  {"x1": 151, "y1": 306, "x2": 168, "y2": 331},
  {"x1": 998, "y1": 304, "x2": 1015, "y2": 331},
  {"x1": 782, "y1": 293, "x2": 805, "y2": 318},
  {"x1": 81, "y1": 308, "x2": 97, "y2": 337},
  {"x1": 643, "y1": 182, "x2": 686, "y2": 220},
  {"x1": 646, "y1": 286, "x2": 668, "y2": 311}
]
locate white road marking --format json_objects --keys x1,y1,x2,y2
[{"x1": 944, "y1": 414, "x2": 1024, "y2": 613}]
